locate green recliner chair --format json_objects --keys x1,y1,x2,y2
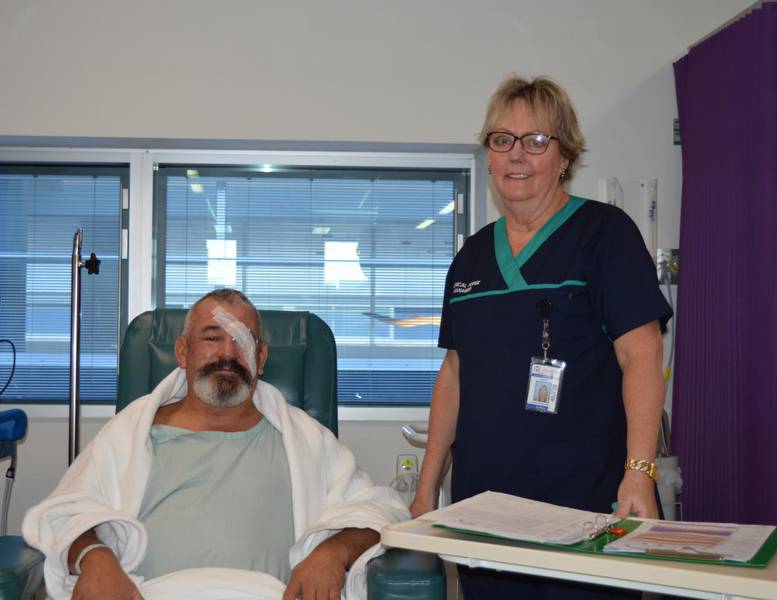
[{"x1": 118, "y1": 308, "x2": 445, "y2": 600}]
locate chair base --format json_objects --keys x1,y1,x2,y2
[
  {"x1": 0, "y1": 536, "x2": 44, "y2": 600},
  {"x1": 367, "y1": 548, "x2": 446, "y2": 600}
]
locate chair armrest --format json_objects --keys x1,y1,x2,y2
[{"x1": 0, "y1": 410, "x2": 27, "y2": 442}]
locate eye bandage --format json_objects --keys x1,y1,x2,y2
[{"x1": 212, "y1": 304, "x2": 258, "y2": 378}]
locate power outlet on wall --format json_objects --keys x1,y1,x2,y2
[{"x1": 395, "y1": 454, "x2": 419, "y2": 493}]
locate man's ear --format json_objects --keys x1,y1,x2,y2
[
  {"x1": 174, "y1": 336, "x2": 189, "y2": 369},
  {"x1": 256, "y1": 342, "x2": 269, "y2": 376}
]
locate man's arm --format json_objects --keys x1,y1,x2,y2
[
  {"x1": 283, "y1": 527, "x2": 378, "y2": 600},
  {"x1": 67, "y1": 529, "x2": 143, "y2": 600}
]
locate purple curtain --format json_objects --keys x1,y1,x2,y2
[{"x1": 673, "y1": 3, "x2": 777, "y2": 525}]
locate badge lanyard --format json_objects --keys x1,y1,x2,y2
[{"x1": 525, "y1": 299, "x2": 566, "y2": 414}]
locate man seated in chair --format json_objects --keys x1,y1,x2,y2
[{"x1": 23, "y1": 289, "x2": 409, "y2": 600}]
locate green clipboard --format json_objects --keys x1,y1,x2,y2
[{"x1": 434, "y1": 519, "x2": 777, "y2": 568}]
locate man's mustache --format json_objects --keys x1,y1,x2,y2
[{"x1": 197, "y1": 358, "x2": 252, "y2": 386}]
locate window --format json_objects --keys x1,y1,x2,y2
[
  {"x1": 0, "y1": 165, "x2": 127, "y2": 403},
  {"x1": 154, "y1": 164, "x2": 468, "y2": 405}
]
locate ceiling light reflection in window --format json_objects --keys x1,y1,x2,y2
[{"x1": 324, "y1": 241, "x2": 367, "y2": 289}]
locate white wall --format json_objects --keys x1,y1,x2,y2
[{"x1": 0, "y1": 0, "x2": 755, "y2": 534}]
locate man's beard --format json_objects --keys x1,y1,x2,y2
[{"x1": 192, "y1": 358, "x2": 253, "y2": 407}]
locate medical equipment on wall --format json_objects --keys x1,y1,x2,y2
[
  {"x1": 656, "y1": 455, "x2": 683, "y2": 520},
  {"x1": 656, "y1": 250, "x2": 682, "y2": 519},
  {"x1": 599, "y1": 177, "x2": 658, "y2": 260},
  {"x1": 400, "y1": 423, "x2": 451, "y2": 508},
  {"x1": 68, "y1": 228, "x2": 101, "y2": 465},
  {"x1": 600, "y1": 176, "x2": 677, "y2": 377},
  {"x1": 389, "y1": 453, "x2": 420, "y2": 506},
  {"x1": 601, "y1": 179, "x2": 683, "y2": 518}
]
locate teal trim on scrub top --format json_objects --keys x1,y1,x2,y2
[{"x1": 450, "y1": 196, "x2": 588, "y2": 304}]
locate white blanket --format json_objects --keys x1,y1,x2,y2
[{"x1": 22, "y1": 369, "x2": 409, "y2": 599}]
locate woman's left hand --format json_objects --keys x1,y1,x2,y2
[
  {"x1": 615, "y1": 470, "x2": 659, "y2": 519},
  {"x1": 613, "y1": 320, "x2": 664, "y2": 521}
]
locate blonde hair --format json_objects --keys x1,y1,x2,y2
[{"x1": 480, "y1": 75, "x2": 586, "y2": 182}]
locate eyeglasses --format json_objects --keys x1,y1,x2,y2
[{"x1": 485, "y1": 131, "x2": 559, "y2": 155}]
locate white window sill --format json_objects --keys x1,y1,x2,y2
[
  {"x1": 0, "y1": 404, "x2": 116, "y2": 419},
  {"x1": 338, "y1": 405, "x2": 429, "y2": 421},
  {"x1": 2, "y1": 403, "x2": 430, "y2": 422}
]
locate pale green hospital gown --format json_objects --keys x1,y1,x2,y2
[{"x1": 136, "y1": 418, "x2": 294, "y2": 583}]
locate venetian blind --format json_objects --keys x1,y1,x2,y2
[
  {"x1": 0, "y1": 166, "x2": 125, "y2": 403},
  {"x1": 155, "y1": 165, "x2": 467, "y2": 405}
]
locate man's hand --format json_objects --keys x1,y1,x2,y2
[
  {"x1": 283, "y1": 528, "x2": 378, "y2": 600},
  {"x1": 283, "y1": 545, "x2": 346, "y2": 600},
  {"x1": 72, "y1": 546, "x2": 144, "y2": 600},
  {"x1": 615, "y1": 470, "x2": 659, "y2": 519}
]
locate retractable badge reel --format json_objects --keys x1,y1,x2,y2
[{"x1": 525, "y1": 299, "x2": 566, "y2": 414}]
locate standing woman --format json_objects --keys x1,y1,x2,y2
[{"x1": 410, "y1": 76, "x2": 672, "y2": 598}]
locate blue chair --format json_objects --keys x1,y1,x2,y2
[{"x1": 0, "y1": 409, "x2": 44, "y2": 600}]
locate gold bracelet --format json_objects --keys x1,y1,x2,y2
[{"x1": 624, "y1": 458, "x2": 659, "y2": 481}]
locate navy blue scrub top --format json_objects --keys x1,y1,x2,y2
[{"x1": 439, "y1": 197, "x2": 672, "y2": 513}]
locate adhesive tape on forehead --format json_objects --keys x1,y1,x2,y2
[{"x1": 211, "y1": 305, "x2": 257, "y2": 378}]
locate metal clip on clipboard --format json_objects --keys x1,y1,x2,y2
[{"x1": 583, "y1": 514, "x2": 616, "y2": 542}]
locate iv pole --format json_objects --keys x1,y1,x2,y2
[{"x1": 68, "y1": 228, "x2": 100, "y2": 465}]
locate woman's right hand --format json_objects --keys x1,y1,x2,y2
[{"x1": 410, "y1": 349, "x2": 459, "y2": 520}]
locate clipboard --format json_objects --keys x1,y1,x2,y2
[{"x1": 435, "y1": 519, "x2": 777, "y2": 568}]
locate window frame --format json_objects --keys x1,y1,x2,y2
[
  {"x1": 152, "y1": 162, "x2": 469, "y2": 407},
  {"x1": 0, "y1": 160, "x2": 130, "y2": 405},
  {"x1": 0, "y1": 141, "x2": 485, "y2": 420}
]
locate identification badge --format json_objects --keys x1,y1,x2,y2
[{"x1": 525, "y1": 356, "x2": 566, "y2": 414}]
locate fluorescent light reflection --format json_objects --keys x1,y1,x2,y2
[
  {"x1": 416, "y1": 219, "x2": 435, "y2": 230},
  {"x1": 206, "y1": 239, "x2": 236, "y2": 286},
  {"x1": 438, "y1": 201, "x2": 455, "y2": 215},
  {"x1": 324, "y1": 241, "x2": 367, "y2": 289}
]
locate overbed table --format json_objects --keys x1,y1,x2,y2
[{"x1": 381, "y1": 519, "x2": 777, "y2": 599}]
